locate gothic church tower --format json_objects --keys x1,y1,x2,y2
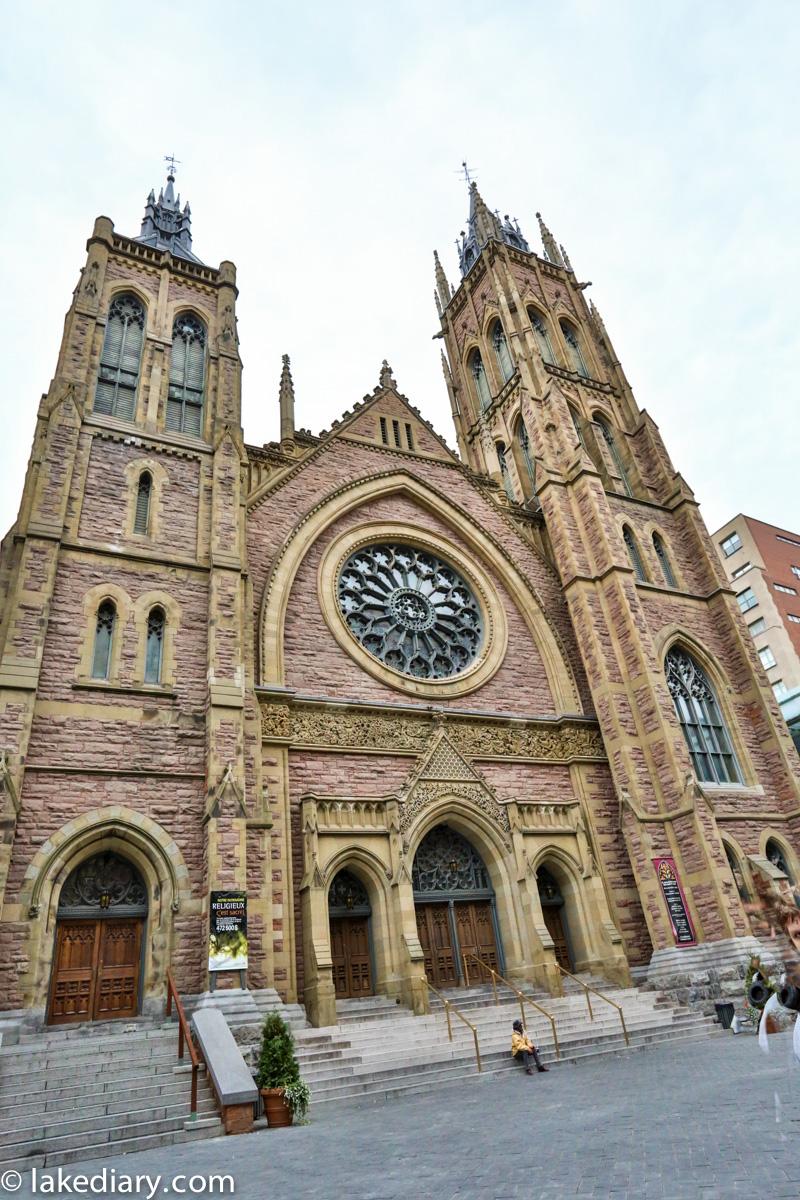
[
  {"x1": 0, "y1": 172, "x2": 251, "y2": 1018},
  {"x1": 435, "y1": 181, "x2": 800, "y2": 977}
]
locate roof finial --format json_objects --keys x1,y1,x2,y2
[
  {"x1": 458, "y1": 160, "x2": 478, "y2": 188},
  {"x1": 164, "y1": 152, "x2": 181, "y2": 182},
  {"x1": 536, "y1": 212, "x2": 565, "y2": 268},
  {"x1": 378, "y1": 360, "x2": 397, "y2": 390},
  {"x1": 279, "y1": 354, "x2": 296, "y2": 450},
  {"x1": 433, "y1": 250, "x2": 453, "y2": 314}
]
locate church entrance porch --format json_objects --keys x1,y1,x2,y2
[
  {"x1": 412, "y1": 825, "x2": 502, "y2": 987},
  {"x1": 537, "y1": 864, "x2": 574, "y2": 973},
  {"x1": 47, "y1": 852, "x2": 148, "y2": 1026}
]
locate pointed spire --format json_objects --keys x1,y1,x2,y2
[
  {"x1": 457, "y1": 180, "x2": 530, "y2": 276},
  {"x1": 536, "y1": 213, "x2": 564, "y2": 267},
  {"x1": 279, "y1": 354, "x2": 296, "y2": 448},
  {"x1": 433, "y1": 250, "x2": 452, "y2": 313},
  {"x1": 559, "y1": 243, "x2": 573, "y2": 273},
  {"x1": 136, "y1": 161, "x2": 203, "y2": 265}
]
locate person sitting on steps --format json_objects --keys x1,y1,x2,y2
[{"x1": 511, "y1": 1019, "x2": 549, "y2": 1074}]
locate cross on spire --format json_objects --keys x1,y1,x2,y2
[
  {"x1": 457, "y1": 160, "x2": 478, "y2": 187},
  {"x1": 164, "y1": 153, "x2": 181, "y2": 180}
]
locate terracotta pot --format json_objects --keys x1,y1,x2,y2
[
  {"x1": 261, "y1": 1087, "x2": 292, "y2": 1128},
  {"x1": 765, "y1": 1014, "x2": 780, "y2": 1035}
]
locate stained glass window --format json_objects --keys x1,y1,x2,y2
[
  {"x1": 144, "y1": 607, "x2": 165, "y2": 684},
  {"x1": 337, "y1": 543, "x2": 483, "y2": 680},
  {"x1": 665, "y1": 647, "x2": 741, "y2": 784},
  {"x1": 529, "y1": 310, "x2": 555, "y2": 365},
  {"x1": 91, "y1": 600, "x2": 116, "y2": 680},
  {"x1": 470, "y1": 349, "x2": 492, "y2": 411},
  {"x1": 491, "y1": 321, "x2": 514, "y2": 383}
]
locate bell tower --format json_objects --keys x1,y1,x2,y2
[{"x1": 436, "y1": 180, "x2": 800, "y2": 981}]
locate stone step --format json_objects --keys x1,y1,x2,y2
[
  {"x1": 0, "y1": 1051, "x2": 187, "y2": 1092},
  {"x1": 6, "y1": 1092, "x2": 219, "y2": 1138},
  {"x1": 4, "y1": 1119, "x2": 223, "y2": 1172},
  {"x1": 0, "y1": 1076, "x2": 216, "y2": 1121},
  {"x1": 0, "y1": 1109, "x2": 224, "y2": 1166}
]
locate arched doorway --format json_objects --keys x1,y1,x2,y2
[
  {"x1": 412, "y1": 824, "x2": 502, "y2": 988},
  {"x1": 724, "y1": 842, "x2": 751, "y2": 902},
  {"x1": 48, "y1": 851, "x2": 148, "y2": 1025},
  {"x1": 328, "y1": 869, "x2": 374, "y2": 999},
  {"x1": 537, "y1": 864, "x2": 574, "y2": 972}
]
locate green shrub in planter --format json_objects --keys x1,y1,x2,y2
[{"x1": 255, "y1": 1013, "x2": 311, "y2": 1125}]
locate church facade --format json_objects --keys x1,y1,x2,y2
[{"x1": 1, "y1": 174, "x2": 798, "y2": 1029}]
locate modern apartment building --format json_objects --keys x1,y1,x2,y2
[{"x1": 713, "y1": 514, "x2": 800, "y2": 748}]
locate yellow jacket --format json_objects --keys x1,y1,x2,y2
[{"x1": 511, "y1": 1030, "x2": 534, "y2": 1055}]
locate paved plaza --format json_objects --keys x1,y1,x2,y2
[{"x1": 9, "y1": 1033, "x2": 800, "y2": 1200}]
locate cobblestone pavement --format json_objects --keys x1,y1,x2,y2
[{"x1": 11, "y1": 1032, "x2": 800, "y2": 1200}]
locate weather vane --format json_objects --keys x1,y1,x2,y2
[
  {"x1": 164, "y1": 153, "x2": 181, "y2": 179},
  {"x1": 456, "y1": 160, "x2": 478, "y2": 186}
]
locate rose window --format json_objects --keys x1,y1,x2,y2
[{"x1": 337, "y1": 543, "x2": 483, "y2": 679}]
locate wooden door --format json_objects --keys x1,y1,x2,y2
[
  {"x1": 543, "y1": 905, "x2": 572, "y2": 971},
  {"x1": 49, "y1": 918, "x2": 143, "y2": 1025},
  {"x1": 49, "y1": 920, "x2": 99, "y2": 1024},
  {"x1": 416, "y1": 903, "x2": 458, "y2": 988},
  {"x1": 455, "y1": 901, "x2": 499, "y2": 979},
  {"x1": 330, "y1": 917, "x2": 372, "y2": 999},
  {"x1": 94, "y1": 919, "x2": 142, "y2": 1020}
]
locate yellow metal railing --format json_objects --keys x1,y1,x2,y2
[
  {"x1": 461, "y1": 953, "x2": 561, "y2": 1061},
  {"x1": 553, "y1": 964, "x2": 629, "y2": 1047},
  {"x1": 420, "y1": 977, "x2": 483, "y2": 1073}
]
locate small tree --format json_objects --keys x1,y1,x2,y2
[
  {"x1": 255, "y1": 1013, "x2": 300, "y2": 1090},
  {"x1": 255, "y1": 1013, "x2": 311, "y2": 1121}
]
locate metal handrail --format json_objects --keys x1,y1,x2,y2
[
  {"x1": 554, "y1": 964, "x2": 629, "y2": 1047},
  {"x1": 166, "y1": 968, "x2": 204, "y2": 1114},
  {"x1": 462, "y1": 953, "x2": 561, "y2": 1061},
  {"x1": 420, "y1": 977, "x2": 482, "y2": 1073}
]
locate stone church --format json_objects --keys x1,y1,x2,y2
[{"x1": 1, "y1": 171, "x2": 798, "y2": 1030}]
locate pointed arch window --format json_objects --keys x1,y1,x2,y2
[
  {"x1": 560, "y1": 319, "x2": 589, "y2": 377},
  {"x1": 91, "y1": 600, "x2": 116, "y2": 680},
  {"x1": 517, "y1": 420, "x2": 536, "y2": 489},
  {"x1": 665, "y1": 647, "x2": 741, "y2": 784},
  {"x1": 469, "y1": 349, "x2": 492, "y2": 412},
  {"x1": 144, "y1": 606, "x2": 165, "y2": 684},
  {"x1": 724, "y1": 843, "x2": 750, "y2": 901},
  {"x1": 595, "y1": 415, "x2": 632, "y2": 496},
  {"x1": 134, "y1": 471, "x2": 152, "y2": 535},
  {"x1": 167, "y1": 314, "x2": 206, "y2": 436},
  {"x1": 95, "y1": 294, "x2": 145, "y2": 421},
  {"x1": 652, "y1": 532, "x2": 677, "y2": 588},
  {"x1": 496, "y1": 442, "x2": 514, "y2": 501},
  {"x1": 491, "y1": 321, "x2": 514, "y2": 383},
  {"x1": 528, "y1": 310, "x2": 555, "y2": 365},
  {"x1": 622, "y1": 525, "x2": 648, "y2": 582}
]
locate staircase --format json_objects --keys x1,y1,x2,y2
[
  {"x1": 0, "y1": 1021, "x2": 223, "y2": 1170},
  {"x1": 291, "y1": 979, "x2": 722, "y2": 1108}
]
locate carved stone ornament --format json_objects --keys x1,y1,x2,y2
[
  {"x1": 400, "y1": 782, "x2": 511, "y2": 841},
  {"x1": 260, "y1": 702, "x2": 605, "y2": 763}
]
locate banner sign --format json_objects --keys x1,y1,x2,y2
[
  {"x1": 208, "y1": 891, "x2": 248, "y2": 972},
  {"x1": 653, "y1": 857, "x2": 696, "y2": 946}
]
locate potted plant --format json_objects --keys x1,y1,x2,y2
[{"x1": 255, "y1": 1013, "x2": 310, "y2": 1127}]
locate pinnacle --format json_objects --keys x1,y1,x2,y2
[{"x1": 378, "y1": 360, "x2": 397, "y2": 390}]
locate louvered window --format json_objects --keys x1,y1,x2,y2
[
  {"x1": 529, "y1": 310, "x2": 555, "y2": 365},
  {"x1": 666, "y1": 647, "x2": 740, "y2": 784},
  {"x1": 491, "y1": 321, "x2": 514, "y2": 383},
  {"x1": 653, "y1": 532, "x2": 677, "y2": 587},
  {"x1": 144, "y1": 607, "x2": 165, "y2": 684},
  {"x1": 95, "y1": 295, "x2": 145, "y2": 420},
  {"x1": 470, "y1": 349, "x2": 492, "y2": 411},
  {"x1": 595, "y1": 415, "x2": 632, "y2": 496},
  {"x1": 91, "y1": 600, "x2": 116, "y2": 680},
  {"x1": 623, "y1": 525, "x2": 647, "y2": 582},
  {"x1": 134, "y1": 471, "x2": 152, "y2": 535},
  {"x1": 167, "y1": 314, "x2": 206, "y2": 435}
]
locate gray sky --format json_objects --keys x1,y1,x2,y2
[{"x1": 1, "y1": 0, "x2": 798, "y2": 538}]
